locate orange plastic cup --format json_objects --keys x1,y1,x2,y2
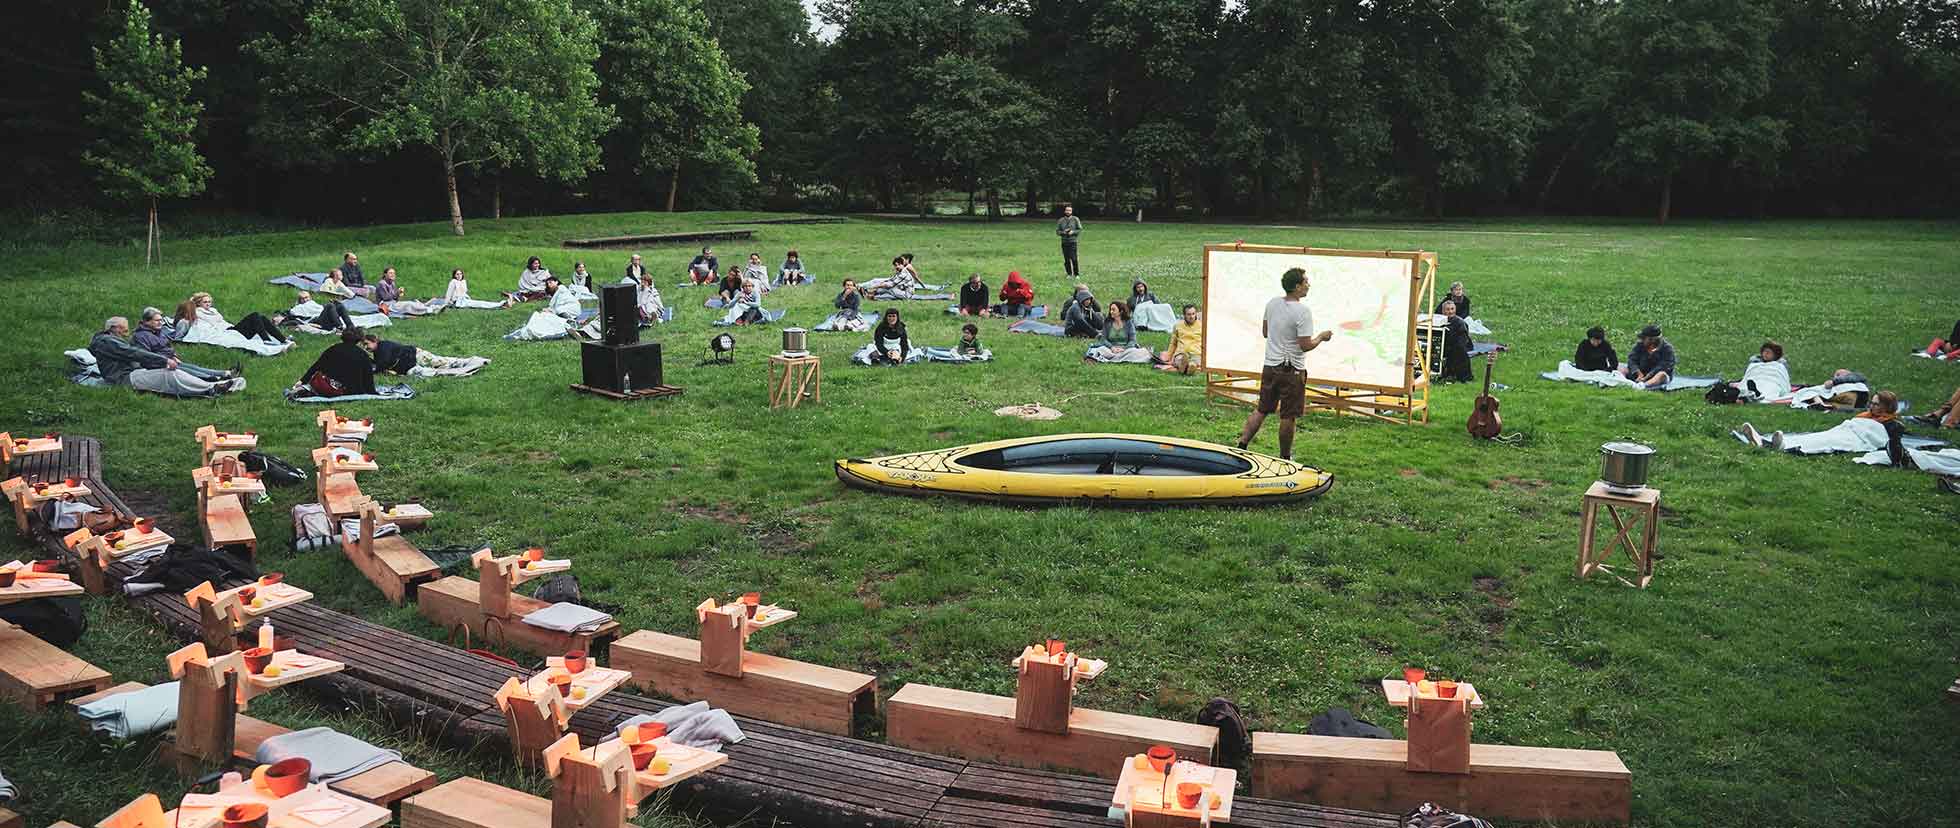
[{"x1": 1437, "y1": 680, "x2": 1459, "y2": 699}]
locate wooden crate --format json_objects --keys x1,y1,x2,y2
[
  {"x1": 886, "y1": 683, "x2": 1216, "y2": 779},
  {"x1": 611, "y1": 629, "x2": 876, "y2": 736}
]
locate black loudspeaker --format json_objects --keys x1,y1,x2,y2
[
  {"x1": 600, "y1": 283, "x2": 639, "y2": 346},
  {"x1": 581, "y1": 341, "x2": 662, "y2": 392}
]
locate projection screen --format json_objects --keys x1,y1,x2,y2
[{"x1": 1202, "y1": 245, "x2": 1431, "y2": 392}]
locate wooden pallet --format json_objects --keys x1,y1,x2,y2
[{"x1": 568, "y1": 383, "x2": 684, "y2": 401}]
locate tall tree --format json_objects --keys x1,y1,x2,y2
[
  {"x1": 911, "y1": 54, "x2": 1052, "y2": 219},
  {"x1": 1082, "y1": 0, "x2": 1224, "y2": 214},
  {"x1": 83, "y1": 0, "x2": 213, "y2": 265},
  {"x1": 702, "y1": 0, "x2": 824, "y2": 201},
  {"x1": 1607, "y1": 0, "x2": 1786, "y2": 223},
  {"x1": 251, "y1": 0, "x2": 614, "y2": 235},
  {"x1": 581, "y1": 0, "x2": 759, "y2": 212},
  {"x1": 1517, "y1": 0, "x2": 1617, "y2": 213},
  {"x1": 1372, "y1": 0, "x2": 1533, "y2": 218}
]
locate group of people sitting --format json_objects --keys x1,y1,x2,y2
[
  {"x1": 1563, "y1": 323, "x2": 1677, "y2": 388},
  {"x1": 88, "y1": 311, "x2": 249, "y2": 397},
  {"x1": 688, "y1": 246, "x2": 813, "y2": 288},
  {"x1": 955, "y1": 271, "x2": 1038, "y2": 318},
  {"x1": 297, "y1": 326, "x2": 487, "y2": 397}
]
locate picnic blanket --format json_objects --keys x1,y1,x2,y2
[
  {"x1": 408, "y1": 358, "x2": 488, "y2": 378},
  {"x1": 945, "y1": 304, "x2": 1050, "y2": 319},
  {"x1": 183, "y1": 309, "x2": 295, "y2": 356},
  {"x1": 613, "y1": 701, "x2": 746, "y2": 752},
  {"x1": 1858, "y1": 445, "x2": 1960, "y2": 474},
  {"x1": 1418, "y1": 314, "x2": 1493, "y2": 336},
  {"x1": 713, "y1": 307, "x2": 786, "y2": 327},
  {"x1": 1085, "y1": 344, "x2": 1154, "y2": 363},
  {"x1": 77, "y1": 681, "x2": 179, "y2": 738},
  {"x1": 850, "y1": 344, "x2": 993, "y2": 365},
  {"x1": 268, "y1": 273, "x2": 328, "y2": 291},
  {"x1": 1786, "y1": 382, "x2": 1867, "y2": 409},
  {"x1": 1010, "y1": 319, "x2": 1068, "y2": 336},
  {"x1": 295, "y1": 314, "x2": 391, "y2": 335},
  {"x1": 1540, "y1": 360, "x2": 1719, "y2": 391},
  {"x1": 814, "y1": 311, "x2": 869, "y2": 332},
  {"x1": 285, "y1": 384, "x2": 417, "y2": 403},
  {"x1": 64, "y1": 348, "x2": 111, "y2": 387},
  {"x1": 256, "y1": 727, "x2": 404, "y2": 784},
  {"x1": 1132, "y1": 302, "x2": 1177, "y2": 331}
]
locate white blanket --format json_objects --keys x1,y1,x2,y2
[
  {"x1": 1789, "y1": 382, "x2": 1867, "y2": 409},
  {"x1": 505, "y1": 311, "x2": 572, "y2": 341},
  {"x1": 1549, "y1": 359, "x2": 1643, "y2": 389},
  {"x1": 1858, "y1": 446, "x2": 1960, "y2": 474},
  {"x1": 547, "y1": 287, "x2": 584, "y2": 320},
  {"x1": 1419, "y1": 314, "x2": 1493, "y2": 336},
  {"x1": 182, "y1": 307, "x2": 294, "y2": 356},
  {"x1": 443, "y1": 279, "x2": 505, "y2": 309},
  {"x1": 1085, "y1": 344, "x2": 1154, "y2": 363},
  {"x1": 1131, "y1": 302, "x2": 1177, "y2": 332},
  {"x1": 1780, "y1": 417, "x2": 1890, "y2": 455},
  {"x1": 1741, "y1": 359, "x2": 1792, "y2": 402}
]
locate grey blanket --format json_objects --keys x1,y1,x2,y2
[
  {"x1": 521, "y1": 602, "x2": 613, "y2": 633},
  {"x1": 256, "y1": 727, "x2": 404, "y2": 783},
  {"x1": 77, "y1": 681, "x2": 179, "y2": 738},
  {"x1": 612, "y1": 701, "x2": 746, "y2": 752},
  {"x1": 285, "y1": 384, "x2": 418, "y2": 403}
]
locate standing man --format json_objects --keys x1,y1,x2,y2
[
  {"x1": 1055, "y1": 204, "x2": 1082, "y2": 277},
  {"x1": 1236, "y1": 268, "x2": 1332, "y2": 460}
]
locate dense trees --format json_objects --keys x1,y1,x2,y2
[{"x1": 14, "y1": 0, "x2": 1960, "y2": 224}]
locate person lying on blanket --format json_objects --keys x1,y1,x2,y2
[
  {"x1": 1085, "y1": 302, "x2": 1152, "y2": 363},
  {"x1": 183, "y1": 292, "x2": 288, "y2": 345},
  {"x1": 362, "y1": 333, "x2": 485, "y2": 376},
  {"x1": 779, "y1": 250, "x2": 809, "y2": 285},
  {"x1": 316, "y1": 269, "x2": 356, "y2": 299},
  {"x1": 135, "y1": 307, "x2": 235, "y2": 383},
  {"x1": 1729, "y1": 340, "x2": 1790, "y2": 401},
  {"x1": 297, "y1": 327, "x2": 378, "y2": 398},
  {"x1": 1911, "y1": 319, "x2": 1960, "y2": 360},
  {"x1": 1435, "y1": 281, "x2": 1471, "y2": 318},
  {"x1": 1574, "y1": 326, "x2": 1618, "y2": 372},
  {"x1": 544, "y1": 276, "x2": 583, "y2": 321},
  {"x1": 864, "y1": 257, "x2": 916, "y2": 292},
  {"x1": 1740, "y1": 390, "x2": 1907, "y2": 464},
  {"x1": 959, "y1": 273, "x2": 991, "y2": 316},
  {"x1": 1621, "y1": 324, "x2": 1675, "y2": 388},
  {"x1": 444, "y1": 268, "x2": 512, "y2": 309},
  {"x1": 744, "y1": 252, "x2": 768, "y2": 284},
  {"x1": 870, "y1": 308, "x2": 910, "y2": 365},
  {"x1": 1063, "y1": 292, "x2": 1105, "y2": 337},
  {"x1": 717, "y1": 266, "x2": 745, "y2": 305},
  {"x1": 339, "y1": 252, "x2": 370, "y2": 296},
  {"x1": 997, "y1": 271, "x2": 1034, "y2": 317},
  {"x1": 956, "y1": 323, "x2": 984, "y2": 357},
  {"x1": 287, "y1": 291, "x2": 359, "y2": 331},
  {"x1": 515, "y1": 256, "x2": 552, "y2": 301},
  {"x1": 1911, "y1": 384, "x2": 1960, "y2": 429},
  {"x1": 1436, "y1": 299, "x2": 1475, "y2": 382},
  {"x1": 1155, "y1": 304, "x2": 1203, "y2": 374},
  {"x1": 689, "y1": 246, "x2": 719, "y2": 285},
  {"x1": 95, "y1": 315, "x2": 245, "y2": 396}
]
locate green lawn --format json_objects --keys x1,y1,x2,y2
[{"x1": 2, "y1": 212, "x2": 1957, "y2": 827}]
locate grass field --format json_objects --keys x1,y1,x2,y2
[{"x1": 2, "y1": 212, "x2": 1957, "y2": 827}]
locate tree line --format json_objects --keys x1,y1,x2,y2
[{"x1": 9, "y1": 0, "x2": 1957, "y2": 235}]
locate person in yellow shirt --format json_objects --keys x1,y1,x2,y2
[{"x1": 1157, "y1": 304, "x2": 1204, "y2": 374}]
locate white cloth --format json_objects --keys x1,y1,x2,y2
[
  {"x1": 1131, "y1": 301, "x2": 1177, "y2": 332},
  {"x1": 547, "y1": 287, "x2": 583, "y2": 320},
  {"x1": 1789, "y1": 382, "x2": 1868, "y2": 409},
  {"x1": 1859, "y1": 446, "x2": 1960, "y2": 474},
  {"x1": 444, "y1": 279, "x2": 505, "y2": 309},
  {"x1": 77, "y1": 681, "x2": 179, "y2": 738},
  {"x1": 517, "y1": 267, "x2": 551, "y2": 295},
  {"x1": 1779, "y1": 417, "x2": 1889, "y2": 455},
  {"x1": 1418, "y1": 314, "x2": 1492, "y2": 336},
  {"x1": 613, "y1": 702, "x2": 746, "y2": 752},
  {"x1": 744, "y1": 263, "x2": 768, "y2": 284},
  {"x1": 1262, "y1": 296, "x2": 1311, "y2": 369},
  {"x1": 815, "y1": 311, "x2": 868, "y2": 332},
  {"x1": 507, "y1": 312, "x2": 571, "y2": 341},
  {"x1": 182, "y1": 307, "x2": 294, "y2": 356},
  {"x1": 1550, "y1": 360, "x2": 1643, "y2": 389},
  {"x1": 522, "y1": 602, "x2": 612, "y2": 633},
  {"x1": 1741, "y1": 358, "x2": 1792, "y2": 402},
  {"x1": 624, "y1": 276, "x2": 667, "y2": 322},
  {"x1": 1085, "y1": 345, "x2": 1154, "y2": 363}
]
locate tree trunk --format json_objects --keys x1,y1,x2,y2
[
  {"x1": 1253, "y1": 170, "x2": 1268, "y2": 220},
  {"x1": 146, "y1": 197, "x2": 158, "y2": 267},
  {"x1": 1023, "y1": 182, "x2": 1037, "y2": 216},
  {"x1": 1658, "y1": 172, "x2": 1672, "y2": 225},
  {"x1": 1308, "y1": 158, "x2": 1325, "y2": 222},
  {"x1": 965, "y1": 186, "x2": 975, "y2": 216},
  {"x1": 1534, "y1": 140, "x2": 1576, "y2": 214},
  {"x1": 442, "y1": 136, "x2": 465, "y2": 236},
  {"x1": 1424, "y1": 169, "x2": 1443, "y2": 220},
  {"x1": 985, "y1": 187, "x2": 1002, "y2": 221},
  {"x1": 666, "y1": 164, "x2": 680, "y2": 212},
  {"x1": 493, "y1": 175, "x2": 502, "y2": 220},
  {"x1": 1102, "y1": 164, "x2": 1119, "y2": 216}
]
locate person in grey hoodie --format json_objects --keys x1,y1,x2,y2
[
  {"x1": 132, "y1": 307, "x2": 233, "y2": 383},
  {"x1": 90, "y1": 316, "x2": 244, "y2": 397},
  {"x1": 1063, "y1": 292, "x2": 1105, "y2": 337},
  {"x1": 1055, "y1": 204, "x2": 1082, "y2": 276}
]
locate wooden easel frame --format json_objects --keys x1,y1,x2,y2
[
  {"x1": 1200, "y1": 244, "x2": 1436, "y2": 426},
  {"x1": 165, "y1": 643, "x2": 244, "y2": 767},
  {"x1": 542, "y1": 733, "x2": 640, "y2": 828},
  {"x1": 1013, "y1": 649, "x2": 1077, "y2": 735}
]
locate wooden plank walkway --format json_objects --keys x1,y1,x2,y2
[
  {"x1": 25, "y1": 437, "x2": 1396, "y2": 828},
  {"x1": 562, "y1": 229, "x2": 754, "y2": 249}
]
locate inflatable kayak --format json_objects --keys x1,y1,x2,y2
[{"x1": 835, "y1": 433, "x2": 1332, "y2": 505}]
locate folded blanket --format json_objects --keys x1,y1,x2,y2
[
  {"x1": 1132, "y1": 302, "x2": 1177, "y2": 332},
  {"x1": 613, "y1": 701, "x2": 746, "y2": 752},
  {"x1": 338, "y1": 517, "x2": 400, "y2": 539},
  {"x1": 78, "y1": 681, "x2": 179, "y2": 738},
  {"x1": 522, "y1": 602, "x2": 612, "y2": 633},
  {"x1": 814, "y1": 311, "x2": 868, "y2": 332},
  {"x1": 1010, "y1": 319, "x2": 1068, "y2": 337},
  {"x1": 268, "y1": 273, "x2": 328, "y2": 291},
  {"x1": 286, "y1": 384, "x2": 417, "y2": 403},
  {"x1": 407, "y1": 358, "x2": 488, "y2": 378},
  {"x1": 256, "y1": 727, "x2": 404, "y2": 784},
  {"x1": 1085, "y1": 345, "x2": 1154, "y2": 364},
  {"x1": 1540, "y1": 361, "x2": 1719, "y2": 391}
]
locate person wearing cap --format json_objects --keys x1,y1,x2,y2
[
  {"x1": 1621, "y1": 324, "x2": 1675, "y2": 388},
  {"x1": 1573, "y1": 326, "x2": 1618, "y2": 372}
]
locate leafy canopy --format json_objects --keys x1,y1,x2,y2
[{"x1": 83, "y1": 0, "x2": 213, "y2": 205}]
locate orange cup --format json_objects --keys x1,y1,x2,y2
[
  {"x1": 548, "y1": 673, "x2": 573, "y2": 696},
  {"x1": 31, "y1": 560, "x2": 60, "y2": 573},
  {"x1": 1437, "y1": 680, "x2": 1459, "y2": 699},
  {"x1": 260, "y1": 572, "x2": 283, "y2": 586},
  {"x1": 237, "y1": 586, "x2": 257, "y2": 602},
  {"x1": 136, "y1": 518, "x2": 155, "y2": 533},
  {"x1": 222, "y1": 803, "x2": 268, "y2": 828},
  {"x1": 64, "y1": 476, "x2": 78, "y2": 487},
  {"x1": 635, "y1": 721, "x2": 668, "y2": 743},
  {"x1": 0, "y1": 570, "x2": 16, "y2": 588},
  {"x1": 242, "y1": 647, "x2": 274, "y2": 675},
  {"x1": 254, "y1": 757, "x2": 311, "y2": 798},
  {"x1": 525, "y1": 547, "x2": 544, "y2": 561},
  {"x1": 1146, "y1": 744, "x2": 1176, "y2": 773},
  {"x1": 631, "y1": 743, "x2": 658, "y2": 770},
  {"x1": 564, "y1": 650, "x2": 588, "y2": 674},
  {"x1": 1046, "y1": 638, "x2": 1067, "y2": 656},
  {"x1": 741, "y1": 592, "x2": 761, "y2": 617},
  {"x1": 1176, "y1": 782, "x2": 1204, "y2": 809},
  {"x1": 1403, "y1": 666, "x2": 1426, "y2": 686}
]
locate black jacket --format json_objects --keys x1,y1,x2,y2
[
  {"x1": 872, "y1": 321, "x2": 910, "y2": 358},
  {"x1": 1439, "y1": 316, "x2": 1474, "y2": 382},
  {"x1": 1435, "y1": 294, "x2": 1471, "y2": 317},
  {"x1": 371, "y1": 340, "x2": 417, "y2": 375},
  {"x1": 341, "y1": 262, "x2": 366, "y2": 288},
  {"x1": 959, "y1": 281, "x2": 990, "y2": 313},
  {"x1": 89, "y1": 331, "x2": 168, "y2": 386},
  {"x1": 301, "y1": 342, "x2": 378, "y2": 396},
  {"x1": 1574, "y1": 339, "x2": 1618, "y2": 372}
]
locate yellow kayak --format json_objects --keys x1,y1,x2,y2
[{"x1": 835, "y1": 433, "x2": 1333, "y2": 505}]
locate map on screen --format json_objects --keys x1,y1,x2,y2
[{"x1": 1204, "y1": 247, "x2": 1422, "y2": 390}]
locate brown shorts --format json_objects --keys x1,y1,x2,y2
[{"x1": 1257, "y1": 364, "x2": 1306, "y2": 417}]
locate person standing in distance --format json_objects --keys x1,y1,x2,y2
[
  {"x1": 1055, "y1": 204, "x2": 1082, "y2": 276},
  {"x1": 1236, "y1": 267, "x2": 1332, "y2": 460}
]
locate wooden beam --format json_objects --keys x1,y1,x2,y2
[{"x1": 887, "y1": 683, "x2": 1215, "y2": 779}]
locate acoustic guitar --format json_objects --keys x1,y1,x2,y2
[{"x1": 1467, "y1": 352, "x2": 1502, "y2": 439}]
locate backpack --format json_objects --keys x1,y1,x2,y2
[
  {"x1": 0, "y1": 596, "x2": 87, "y2": 647},
  {"x1": 1704, "y1": 382, "x2": 1741, "y2": 405},
  {"x1": 1307, "y1": 707, "x2": 1392, "y2": 739},
  {"x1": 1402, "y1": 802, "x2": 1495, "y2": 828},
  {"x1": 1197, "y1": 698, "x2": 1253, "y2": 764},
  {"x1": 242, "y1": 451, "x2": 307, "y2": 486}
]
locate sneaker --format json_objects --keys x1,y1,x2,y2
[
  {"x1": 1913, "y1": 351, "x2": 1933, "y2": 359},
  {"x1": 224, "y1": 377, "x2": 248, "y2": 394},
  {"x1": 1769, "y1": 431, "x2": 1785, "y2": 451},
  {"x1": 1939, "y1": 477, "x2": 1960, "y2": 495},
  {"x1": 1741, "y1": 423, "x2": 1765, "y2": 447},
  {"x1": 1730, "y1": 429, "x2": 1750, "y2": 445}
]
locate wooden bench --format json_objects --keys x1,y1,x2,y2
[
  {"x1": 1250, "y1": 732, "x2": 1632, "y2": 826},
  {"x1": 886, "y1": 683, "x2": 1216, "y2": 779},
  {"x1": 195, "y1": 480, "x2": 256, "y2": 555},
  {"x1": 192, "y1": 425, "x2": 256, "y2": 466},
  {"x1": 416, "y1": 576, "x2": 620, "y2": 659},
  {"x1": 0, "y1": 619, "x2": 111, "y2": 710},
  {"x1": 402, "y1": 776, "x2": 550, "y2": 828},
  {"x1": 611, "y1": 630, "x2": 876, "y2": 737},
  {"x1": 312, "y1": 447, "x2": 370, "y2": 519},
  {"x1": 316, "y1": 410, "x2": 373, "y2": 447},
  {"x1": 342, "y1": 498, "x2": 439, "y2": 605}
]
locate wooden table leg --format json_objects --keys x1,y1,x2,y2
[
  {"x1": 1637, "y1": 502, "x2": 1658, "y2": 587},
  {"x1": 1578, "y1": 498, "x2": 1600, "y2": 577}
]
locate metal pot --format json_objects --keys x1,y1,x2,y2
[
  {"x1": 1599, "y1": 442, "x2": 1655, "y2": 489},
  {"x1": 781, "y1": 328, "x2": 808, "y2": 354}
]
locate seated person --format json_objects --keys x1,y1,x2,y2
[
  {"x1": 955, "y1": 322, "x2": 984, "y2": 357},
  {"x1": 717, "y1": 266, "x2": 746, "y2": 304},
  {"x1": 362, "y1": 333, "x2": 484, "y2": 376},
  {"x1": 1127, "y1": 280, "x2": 1158, "y2": 310},
  {"x1": 93, "y1": 315, "x2": 243, "y2": 396},
  {"x1": 1573, "y1": 326, "x2": 1618, "y2": 372},
  {"x1": 959, "y1": 273, "x2": 990, "y2": 316},
  {"x1": 339, "y1": 252, "x2": 370, "y2": 296},
  {"x1": 1913, "y1": 319, "x2": 1960, "y2": 360},
  {"x1": 869, "y1": 309, "x2": 910, "y2": 364},
  {"x1": 689, "y1": 246, "x2": 719, "y2": 284},
  {"x1": 1435, "y1": 281, "x2": 1471, "y2": 317},
  {"x1": 1732, "y1": 340, "x2": 1790, "y2": 401},
  {"x1": 1085, "y1": 301, "x2": 1147, "y2": 362},
  {"x1": 444, "y1": 268, "x2": 511, "y2": 309},
  {"x1": 629, "y1": 269, "x2": 666, "y2": 323},
  {"x1": 996, "y1": 270, "x2": 1034, "y2": 317},
  {"x1": 1912, "y1": 384, "x2": 1960, "y2": 429},
  {"x1": 133, "y1": 307, "x2": 233, "y2": 382},
  {"x1": 1621, "y1": 324, "x2": 1675, "y2": 388},
  {"x1": 1741, "y1": 391, "x2": 1906, "y2": 465},
  {"x1": 373, "y1": 267, "x2": 404, "y2": 303},
  {"x1": 821, "y1": 279, "x2": 868, "y2": 331},
  {"x1": 1436, "y1": 299, "x2": 1474, "y2": 382},
  {"x1": 1156, "y1": 304, "x2": 1203, "y2": 374},
  {"x1": 1062, "y1": 293, "x2": 1105, "y2": 337},
  {"x1": 286, "y1": 291, "x2": 359, "y2": 331},
  {"x1": 514, "y1": 256, "x2": 552, "y2": 300},
  {"x1": 778, "y1": 250, "x2": 809, "y2": 285},
  {"x1": 298, "y1": 327, "x2": 378, "y2": 397},
  {"x1": 544, "y1": 276, "x2": 583, "y2": 320},
  {"x1": 721, "y1": 280, "x2": 766, "y2": 325},
  {"x1": 569, "y1": 260, "x2": 595, "y2": 290},
  {"x1": 316, "y1": 269, "x2": 356, "y2": 298},
  {"x1": 624, "y1": 253, "x2": 649, "y2": 284},
  {"x1": 744, "y1": 252, "x2": 768, "y2": 284},
  {"x1": 182, "y1": 291, "x2": 288, "y2": 345}
]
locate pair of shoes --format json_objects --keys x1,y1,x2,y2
[
  {"x1": 1768, "y1": 431, "x2": 1785, "y2": 451},
  {"x1": 1741, "y1": 423, "x2": 1765, "y2": 447}
]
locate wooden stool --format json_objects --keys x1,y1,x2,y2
[
  {"x1": 767, "y1": 355, "x2": 821, "y2": 409},
  {"x1": 1578, "y1": 481, "x2": 1659, "y2": 588}
]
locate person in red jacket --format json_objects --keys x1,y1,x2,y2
[{"x1": 997, "y1": 271, "x2": 1035, "y2": 317}]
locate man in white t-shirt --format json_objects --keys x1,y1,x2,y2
[{"x1": 1235, "y1": 267, "x2": 1332, "y2": 460}]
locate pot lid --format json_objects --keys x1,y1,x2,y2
[{"x1": 1601, "y1": 441, "x2": 1655, "y2": 455}]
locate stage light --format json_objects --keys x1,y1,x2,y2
[{"x1": 707, "y1": 333, "x2": 735, "y2": 364}]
